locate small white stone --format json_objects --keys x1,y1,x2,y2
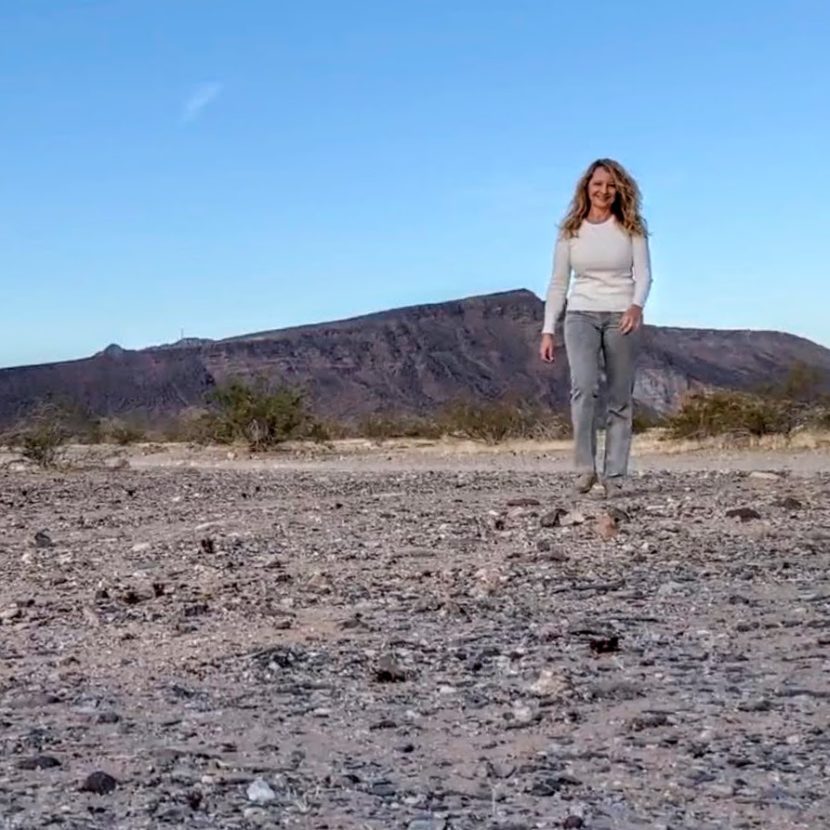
[
  {"x1": 247, "y1": 777, "x2": 276, "y2": 804},
  {"x1": 242, "y1": 807, "x2": 269, "y2": 825},
  {"x1": 561, "y1": 511, "x2": 586, "y2": 527},
  {"x1": 528, "y1": 669, "x2": 568, "y2": 698},
  {"x1": 0, "y1": 605, "x2": 22, "y2": 624},
  {"x1": 512, "y1": 703, "x2": 534, "y2": 724},
  {"x1": 403, "y1": 794, "x2": 423, "y2": 806}
]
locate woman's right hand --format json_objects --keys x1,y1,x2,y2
[{"x1": 539, "y1": 333, "x2": 555, "y2": 363}]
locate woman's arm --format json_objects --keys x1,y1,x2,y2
[
  {"x1": 541, "y1": 236, "x2": 571, "y2": 335},
  {"x1": 619, "y1": 234, "x2": 651, "y2": 334},
  {"x1": 631, "y1": 234, "x2": 652, "y2": 309}
]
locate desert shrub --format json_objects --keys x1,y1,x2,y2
[
  {"x1": 357, "y1": 414, "x2": 444, "y2": 441},
  {"x1": 808, "y1": 406, "x2": 830, "y2": 430},
  {"x1": 519, "y1": 408, "x2": 572, "y2": 441},
  {"x1": 311, "y1": 418, "x2": 351, "y2": 441},
  {"x1": 439, "y1": 397, "x2": 570, "y2": 444},
  {"x1": 668, "y1": 360, "x2": 830, "y2": 440},
  {"x1": 36, "y1": 401, "x2": 104, "y2": 444},
  {"x1": 632, "y1": 406, "x2": 665, "y2": 434},
  {"x1": 759, "y1": 361, "x2": 827, "y2": 403},
  {"x1": 787, "y1": 400, "x2": 830, "y2": 432},
  {"x1": 153, "y1": 410, "x2": 212, "y2": 444},
  {"x1": 204, "y1": 378, "x2": 316, "y2": 451},
  {"x1": 104, "y1": 420, "x2": 147, "y2": 445},
  {"x1": 301, "y1": 419, "x2": 334, "y2": 444},
  {"x1": 16, "y1": 404, "x2": 68, "y2": 467},
  {"x1": 665, "y1": 391, "x2": 792, "y2": 439}
]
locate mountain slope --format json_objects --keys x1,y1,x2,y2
[{"x1": 1, "y1": 289, "x2": 828, "y2": 427}]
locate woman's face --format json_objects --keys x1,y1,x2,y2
[{"x1": 587, "y1": 166, "x2": 616, "y2": 212}]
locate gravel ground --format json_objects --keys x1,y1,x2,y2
[{"x1": 1, "y1": 450, "x2": 829, "y2": 829}]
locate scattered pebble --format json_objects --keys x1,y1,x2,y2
[
  {"x1": 79, "y1": 771, "x2": 118, "y2": 795},
  {"x1": 246, "y1": 777, "x2": 276, "y2": 804},
  {"x1": 0, "y1": 463, "x2": 826, "y2": 827}
]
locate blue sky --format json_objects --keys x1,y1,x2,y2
[{"x1": 1, "y1": 0, "x2": 828, "y2": 368}]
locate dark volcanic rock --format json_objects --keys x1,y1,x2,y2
[
  {"x1": 34, "y1": 530, "x2": 53, "y2": 548},
  {"x1": 726, "y1": 507, "x2": 763, "y2": 522},
  {"x1": 374, "y1": 654, "x2": 407, "y2": 683},
  {"x1": 541, "y1": 508, "x2": 567, "y2": 528},
  {"x1": 80, "y1": 771, "x2": 118, "y2": 794},
  {"x1": 589, "y1": 635, "x2": 620, "y2": 655},
  {"x1": 17, "y1": 755, "x2": 61, "y2": 770}
]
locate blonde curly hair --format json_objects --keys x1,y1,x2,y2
[{"x1": 560, "y1": 158, "x2": 648, "y2": 238}]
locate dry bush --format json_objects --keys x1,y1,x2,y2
[
  {"x1": 300, "y1": 419, "x2": 334, "y2": 444},
  {"x1": 13, "y1": 404, "x2": 69, "y2": 467},
  {"x1": 155, "y1": 410, "x2": 214, "y2": 444},
  {"x1": 203, "y1": 377, "x2": 320, "y2": 452},
  {"x1": 309, "y1": 419, "x2": 351, "y2": 441},
  {"x1": 808, "y1": 406, "x2": 830, "y2": 430},
  {"x1": 759, "y1": 360, "x2": 827, "y2": 403},
  {"x1": 100, "y1": 419, "x2": 147, "y2": 445},
  {"x1": 632, "y1": 405, "x2": 665, "y2": 434},
  {"x1": 665, "y1": 391, "x2": 792, "y2": 440},
  {"x1": 769, "y1": 362, "x2": 830, "y2": 432},
  {"x1": 439, "y1": 397, "x2": 570, "y2": 444},
  {"x1": 357, "y1": 414, "x2": 444, "y2": 441},
  {"x1": 517, "y1": 409, "x2": 572, "y2": 441},
  {"x1": 5, "y1": 400, "x2": 104, "y2": 465},
  {"x1": 341, "y1": 398, "x2": 569, "y2": 444},
  {"x1": 667, "y1": 359, "x2": 830, "y2": 441},
  {"x1": 42, "y1": 402, "x2": 103, "y2": 445},
  {"x1": 21, "y1": 424, "x2": 65, "y2": 467}
]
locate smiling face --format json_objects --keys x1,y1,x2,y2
[{"x1": 587, "y1": 165, "x2": 617, "y2": 214}]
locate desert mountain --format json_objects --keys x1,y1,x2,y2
[{"x1": 1, "y1": 289, "x2": 828, "y2": 427}]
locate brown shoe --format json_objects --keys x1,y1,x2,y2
[
  {"x1": 574, "y1": 472, "x2": 597, "y2": 494},
  {"x1": 603, "y1": 477, "x2": 625, "y2": 499}
]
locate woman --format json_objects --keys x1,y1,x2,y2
[{"x1": 539, "y1": 158, "x2": 652, "y2": 497}]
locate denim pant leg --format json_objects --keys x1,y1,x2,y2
[
  {"x1": 601, "y1": 316, "x2": 641, "y2": 479},
  {"x1": 564, "y1": 312, "x2": 602, "y2": 473}
]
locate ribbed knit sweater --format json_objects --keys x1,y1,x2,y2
[{"x1": 542, "y1": 217, "x2": 652, "y2": 335}]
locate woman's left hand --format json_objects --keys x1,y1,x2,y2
[{"x1": 619, "y1": 304, "x2": 643, "y2": 335}]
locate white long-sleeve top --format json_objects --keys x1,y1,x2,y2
[{"x1": 541, "y1": 217, "x2": 652, "y2": 335}]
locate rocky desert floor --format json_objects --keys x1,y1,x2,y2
[{"x1": 1, "y1": 440, "x2": 829, "y2": 829}]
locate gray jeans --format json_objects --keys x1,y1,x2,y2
[{"x1": 564, "y1": 310, "x2": 641, "y2": 479}]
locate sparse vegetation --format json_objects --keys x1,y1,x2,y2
[
  {"x1": 98, "y1": 418, "x2": 147, "y2": 445},
  {"x1": 439, "y1": 397, "x2": 571, "y2": 443},
  {"x1": 665, "y1": 362, "x2": 830, "y2": 441},
  {"x1": 203, "y1": 377, "x2": 318, "y2": 451},
  {"x1": 632, "y1": 406, "x2": 665, "y2": 434},
  {"x1": 329, "y1": 398, "x2": 571, "y2": 444},
  {"x1": 760, "y1": 360, "x2": 827, "y2": 403},
  {"x1": 357, "y1": 414, "x2": 444, "y2": 441},
  {"x1": 665, "y1": 391, "x2": 791, "y2": 440},
  {"x1": 4, "y1": 359, "x2": 825, "y2": 459},
  {"x1": 15, "y1": 404, "x2": 69, "y2": 467}
]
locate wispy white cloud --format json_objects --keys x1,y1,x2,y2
[{"x1": 180, "y1": 82, "x2": 223, "y2": 124}]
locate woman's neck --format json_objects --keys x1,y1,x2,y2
[{"x1": 586, "y1": 207, "x2": 612, "y2": 224}]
